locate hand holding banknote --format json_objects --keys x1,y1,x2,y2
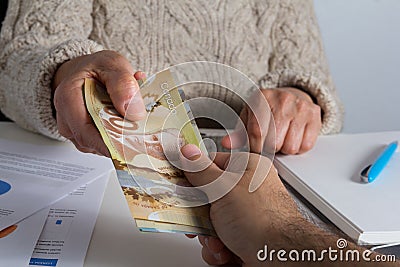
[
  {"x1": 52, "y1": 50, "x2": 146, "y2": 156},
  {"x1": 180, "y1": 144, "x2": 303, "y2": 266}
]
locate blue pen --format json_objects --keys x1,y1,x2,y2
[{"x1": 361, "y1": 141, "x2": 398, "y2": 183}]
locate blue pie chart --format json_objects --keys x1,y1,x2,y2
[{"x1": 0, "y1": 180, "x2": 11, "y2": 195}]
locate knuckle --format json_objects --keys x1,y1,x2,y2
[
  {"x1": 261, "y1": 89, "x2": 274, "y2": 98},
  {"x1": 273, "y1": 118, "x2": 283, "y2": 131},
  {"x1": 311, "y1": 105, "x2": 321, "y2": 116},
  {"x1": 109, "y1": 51, "x2": 131, "y2": 68},
  {"x1": 296, "y1": 100, "x2": 309, "y2": 112},
  {"x1": 96, "y1": 50, "x2": 124, "y2": 61},
  {"x1": 279, "y1": 92, "x2": 295, "y2": 105},
  {"x1": 94, "y1": 50, "x2": 133, "y2": 74}
]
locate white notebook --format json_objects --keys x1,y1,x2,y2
[{"x1": 275, "y1": 131, "x2": 400, "y2": 245}]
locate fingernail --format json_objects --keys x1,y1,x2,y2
[
  {"x1": 213, "y1": 253, "x2": 222, "y2": 262},
  {"x1": 181, "y1": 144, "x2": 201, "y2": 160}
]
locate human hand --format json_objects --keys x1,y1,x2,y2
[
  {"x1": 222, "y1": 87, "x2": 321, "y2": 155},
  {"x1": 52, "y1": 50, "x2": 146, "y2": 156},
  {"x1": 180, "y1": 144, "x2": 303, "y2": 266}
]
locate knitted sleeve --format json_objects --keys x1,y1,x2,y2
[
  {"x1": 0, "y1": 0, "x2": 104, "y2": 140},
  {"x1": 258, "y1": 0, "x2": 344, "y2": 134}
]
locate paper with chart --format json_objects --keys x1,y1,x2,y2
[
  {"x1": 0, "y1": 173, "x2": 109, "y2": 267},
  {"x1": 29, "y1": 174, "x2": 109, "y2": 267},
  {"x1": 0, "y1": 137, "x2": 113, "y2": 231},
  {"x1": 0, "y1": 207, "x2": 49, "y2": 267},
  {"x1": 84, "y1": 73, "x2": 215, "y2": 236}
]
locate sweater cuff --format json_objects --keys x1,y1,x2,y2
[
  {"x1": 258, "y1": 69, "x2": 344, "y2": 135},
  {"x1": 35, "y1": 39, "x2": 104, "y2": 140}
]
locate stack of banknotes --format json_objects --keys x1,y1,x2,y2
[{"x1": 84, "y1": 70, "x2": 216, "y2": 236}]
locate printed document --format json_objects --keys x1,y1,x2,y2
[{"x1": 0, "y1": 137, "x2": 112, "y2": 230}]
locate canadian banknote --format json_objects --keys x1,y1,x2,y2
[{"x1": 84, "y1": 70, "x2": 215, "y2": 236}]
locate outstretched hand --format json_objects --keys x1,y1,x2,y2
[{"x1": 180, "y1": 144, "x2": 302, "y2": 266}]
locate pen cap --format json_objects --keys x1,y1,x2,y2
[{"x1": 367, "y1": 141, "x2": 398, "y2": 181}]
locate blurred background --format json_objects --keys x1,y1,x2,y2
[{"x1": 314, "y1": 0, "x2": 400, "y2": 133}]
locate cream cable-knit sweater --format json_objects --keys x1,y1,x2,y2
[{"x1": 0, "y1": 0, "x2": 343, "y2": 140}]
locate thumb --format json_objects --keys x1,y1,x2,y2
[
  {"x1": 181, "y1": 145, "x2": 247, "y2": 203},
  {"x1": 180, "y1": 144, "x2": 225, "y2": 187},
  {"x1": 105, "y1": 71, "x2": 147, "y2": 121}
]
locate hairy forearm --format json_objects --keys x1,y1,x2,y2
[{"x1": 251, "y1": 217, "x2": 397, "y2": 267}]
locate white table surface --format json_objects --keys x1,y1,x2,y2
[
  {"x1": 84, "y1": 172, "x2": 207, "y2": 267},
  {"x1": 0, "y1": 122, "x2": 207, "y2": 267}
]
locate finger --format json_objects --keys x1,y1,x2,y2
[
  {"x1": 181, "y1": 145, "x2": 246, "y2": 201},
  {"x1": 281, "y1": 98, "x2": 320, "y2": 154},
  {"x1": 105, "y1": 72, "x2": 146, "y2": 121},
  {"x1": 55, "y1": 79, "x2": 110, "y2": 156},
  {"x1": 298, "y1": 114, "x2": 321, "y2": 154},
  {"x1": 210, "y1": 152, "x2": 232, "y2": 170},
  {"x1": 198, "y1": 235, "x2": 207, "y2": 247},
  {"x1": 221, "y1": 130, "x2": 244, "y2": 150},
  {"x1": 221, "y1": 108, "x2": 248, "y2": 149},
  {"x1": 246, "y1": 90, "x2": 273, "y2": 154},
  {"x1": 297, "y1": 124, "x2": 318, "y2": 154},
  {"x1": 280, "y1": 119, "x2": 305, "y2": 155},
  {"x1": 262, "y1": 115, "x2": 277, "y2": 156},
  {"x1": 269, "y1": 91, "x2": 296, "y2": 152},
  {"x1": 134, "y1": 71, "x2": 147, "y2": 87},
  {"x1": 198, "y1": 236, "x2": 225, "y2": 254},
  {"x1": 205, "y1": 236, "x2": 226, "y2": 254},
  {"x1": 180, "y1": 144, "x2": 225, "y2": 187},
  {"x1": 74, "y1": 124, "x2": 111, "y2": 155},
  {"x1": 56, "y1": 113, "x2": 73, "y2": 140},
  {"x1": 201, "y1": 246, "x2": 234, "y2": 266},
  {"x1": 273, "y1": 113, "x2": 291, "y2": 152},
  {"x1": 133, "y1": 71, "x2": 147, "y2": 81},
  {"x1": 94, "y1": 53, "x2": 146, "y2": 121},
  {"x1": 246, "y1": 108, "x2": 272, "y2": 154}
]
